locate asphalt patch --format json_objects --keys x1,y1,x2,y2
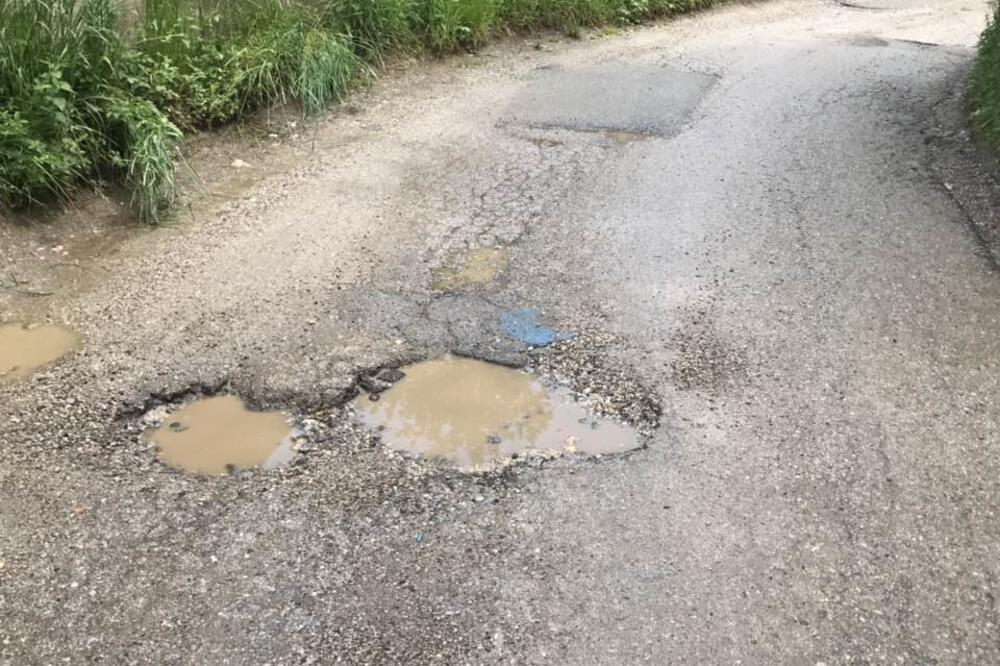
[{"x1": 506, "y1": 63, "x2": 716, "y2": 137}]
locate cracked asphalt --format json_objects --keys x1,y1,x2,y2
[{"x1": 3, "y1": 0, "x2": 1000, "y2": 663}]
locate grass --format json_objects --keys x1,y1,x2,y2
[
  {"x1": 973, "y1": 1, "x2": 1000, "y2": 147},
  {"x1": 0, "y1": 0, "x2": 720, "y2": 223}
]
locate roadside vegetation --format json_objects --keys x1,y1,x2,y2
[
  {"x1": 0, "y1": 0, "x2": 718, "y2": 223},
  {"x1": 973, "y1": 1, "x2": 1000, "y2": 147}
]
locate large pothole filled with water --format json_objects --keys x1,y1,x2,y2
[
  {"x1": 0, "y1": 323, "x2": 78, "y2": 381},
  {"x1": 145, "y1": 395, "x2": 296, "y2": 475},
  {"x1": 352, "y1": 356, "x2": 641, "y2": 467}
]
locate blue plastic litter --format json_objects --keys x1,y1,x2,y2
[{"x1": 500, "y1": 308, "x2": 574, "y2": 347}]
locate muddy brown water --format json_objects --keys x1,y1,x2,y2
[
  {"x1": 353, "y1": 357, "x2": 640, "y2": 466},
  {"x1": 147, "y1": 395, "x2": 294, "y2": 475},
  {"x1": 599, "y1": 130, "x2": 652, "y2": 144},
  {"x1": 431, "y1": 247, "x2": 509, "y2": 291},
  {"x1": 0, "y1": 323, "x2": 78, "y2": 380}
]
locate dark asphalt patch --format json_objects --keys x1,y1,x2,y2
[{"x1": 505, "y1": 63, "x2": 717, "y2": 137}]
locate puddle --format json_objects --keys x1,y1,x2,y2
[
  {"x1": 146, "y1": 395, "x2": 295, "y2": 475},
  {"x1": 0, "y1": 323, "x2": 78, "y2": 380},
  {"x1": 528, "y1": 136, "x2": 564, "y2": 149},
  {"x1": 353, "y1": 357, "x2": 640, "y2": 466},
  {"x1": 599, "y1": 130, "x2": 652, "y2": 144},
  {"x1": 432, "y1": 247, "x2": 509, "y2": 291}
]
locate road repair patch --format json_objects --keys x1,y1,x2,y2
[{"x1": 506, "y1": 63, "x2": 716, "y2": 137}]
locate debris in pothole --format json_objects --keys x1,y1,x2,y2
[
  {"x1": 528, "y1": 329, "x2": 662, "y2": 428},
  {"x1": 352, "y1": 356, "x2": 640, "y2": 467},
  {"x1": 0, "y1": 323, "x2": 78, "y2": 381},
  {"x1": 432, "y1": 247, "x2": 509, "y2": 292},
  {"x1": 359, "y1": 366, "x2": 407, "y2": 394},
  {"x1": 145, "y1": 395, "x2": 295, "y2": 475},
  {"x1": 500, "y1": 308, "x2": 574, "y2": 347}
]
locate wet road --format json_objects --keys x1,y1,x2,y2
[{"x1": 2, "y1": 0, "x2": 999, "y2": 663}]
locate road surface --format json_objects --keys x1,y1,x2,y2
[{"x1": 2, "y1": 0, "x2": 999, "y2": 663}]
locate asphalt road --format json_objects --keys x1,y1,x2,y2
[{"x1": 3, "y1": 0, "x2": 1000, "y2": 663}]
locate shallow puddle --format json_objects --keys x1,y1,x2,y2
[
  {"x1": 0, "y1": 323, "x2": 78, "y2": 380},
  {"x1": 147, "y1": 395, "x2": 294, "y2": 475},
  {"x1": 528, "y1": 136, "x2": 563, "y2": 149},
  {"x1": 432, "y1": 247, "x2": 509, "y2": 292},
  {"x1": 599, "y1": 130, "x2": 652, "y2": 144},
  {"x1": 353, "y1": 357, "x2": 640, "y2": 466}
]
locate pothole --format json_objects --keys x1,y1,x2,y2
[
  {"x1": 0, "y1": 323, "x2": 78, "y2": 380},
  {"x1": 352, "y1": 356, "x2": 641, "y2": 467},
  {"x1": 432, "y1": 247, "x2": 509, "y2": 292},
  {"x1": 145, "y1": 395, "x2": 296, "y2": 475}
]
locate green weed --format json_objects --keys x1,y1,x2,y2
[
  {"x1": 418, "y1": 0, "x2": 496, "y2": 51},
  {"x1": 973, "y1": 1, "x2": 1000, "y2": 146},
  {"x1": 297, "y1": 30, "x2": 363, "y2": 114},
  {"x1": 323, "y1": 0, "x2": 419, "y2": 62}
]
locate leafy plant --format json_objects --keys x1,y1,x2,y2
[
  {"x1": 973, "y1": 1, "x2": 1000, "y2": 146},
  {"x1": 95, "y1": 90, "x2": 183, "y2": 223}
]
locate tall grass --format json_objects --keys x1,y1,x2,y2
[
  {"x1": 323, "y1": 0, "x2": 419, "y2": 62},
  {"x1": 0, "y1": 0, "x2": 118, "y2": 204},
  {"x1": 973, "y1": 1, "x2": 1000, "y2": 147},
  {"x1": 0, "y1": 0, "x2": 720, "y2": 223},
  {"x1": 0, "y1": 0, "x2": 185, "y2": 221}
]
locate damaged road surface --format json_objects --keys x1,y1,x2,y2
[{"x1": 3, "y1": 0, "x2": 1000, "y2": 663}]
